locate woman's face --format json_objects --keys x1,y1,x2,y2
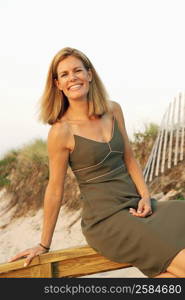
[{"x1": 55, "y1": 56, "x2": 92, "y2": 101}]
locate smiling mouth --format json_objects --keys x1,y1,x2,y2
[{"x1": 69, "y1": 84, "x2": 83, "y2": 90}]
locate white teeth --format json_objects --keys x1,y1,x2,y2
[{"x1": 69, "y1": 84, "x2": 82, "y2": 90}]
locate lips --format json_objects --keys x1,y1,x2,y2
[{"x1": 68, "y1": 84, "x2": 83, "y2": 90}]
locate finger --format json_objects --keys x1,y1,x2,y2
[
  {"x1": 24, "y1": 254, "x2": 35, "y2": 267},
  {"x1": 129, "y1": 208, "x2": 136, "y2": 214},
  {"x1": 129, "y1": 208, "x2": 141, "y2": 216},
  {"x1": 137, "y1": 209, "x2": 152, "y2": 217},
  {"x1": 8, "y1": 251, "x2": 29, "y2": 262},
  {"x1": 9, "y1": 253, "x2": 28, "y2": 262},
  {"x1": 130, "y1": 211, "x2": 142, "y2": 217},
  {"x1": 137, "y1": 203, "x2": 144, "y2": 214},
  {"x1": 130, "y1": 207, "x2": 144, "y2": 214},
  {"x1": 130, "y1": 207, "x2": 152, "y2": 217}
]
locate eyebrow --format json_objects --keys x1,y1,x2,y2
[{"x1": 58, "y1": 66, "x2": 82, "y2": 75}]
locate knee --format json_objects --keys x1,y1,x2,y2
[{"x1": 167, "y1": 249, "x2": 185, "y2": 277}]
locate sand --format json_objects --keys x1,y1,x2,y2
[{"x1": 0, "y1": 188, "x2": 146, "y2": 277}]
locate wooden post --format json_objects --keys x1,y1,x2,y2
[
  {"x1": 161, "y1": 103, "x2": 171, "y2": 173},
  {"x1": 155, "y1": 114, "x2": 166, "y2": 176},
  {"x1": 174, "y1": 93, "x2": 181, "y2": 166},
  {"x1": 168, "y1": 97, "x2": 176, "y2": 168},
  {"x1": 180, "y1": 92, "x2": 185, "y2": 161}
]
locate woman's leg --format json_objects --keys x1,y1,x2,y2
[
  {"x1": 154, "y1": 272, "x2": 178, "y2": 278},
  {"x1": 166, "y1": 249, "x2": 185, "y2": 277}
]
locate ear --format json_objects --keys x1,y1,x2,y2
[
  {"x1": 54, "y1": 78, "x2": 60, "y2": 89},
  {"x1": 87, "y1": 68, "x2": 92, "y2": 82}
]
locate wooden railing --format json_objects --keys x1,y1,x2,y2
[{"x1": 0, "y1": 245, "x2": 131, "y2": 278}]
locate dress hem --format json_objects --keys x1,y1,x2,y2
[{"x1": 151, "y1": 246, "x2": 185, "y2": 278}]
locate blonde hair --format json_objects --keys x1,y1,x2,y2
[{"x1": 37, "y1": 47, "x2": 112, "y2": 125}]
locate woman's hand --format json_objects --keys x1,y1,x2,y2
[
  {"x1": 8, "y1": 244, "x2": 48, "y2": 267},
  {"x1": 129, "y1": 197, "x2": 152, "y2": 218}
]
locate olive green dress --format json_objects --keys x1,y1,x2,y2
[{"x1": 68, "y1": 115, "x2": 185, "y2": 277}]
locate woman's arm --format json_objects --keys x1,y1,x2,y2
[
  {"x1": 112, "y1": 101, "x2": 152, "y2": 217},
  {"x1": 40, "y1": 122, "x2": 70, "y2": 248},
  {"x1": 9, "y1": 121, "x2": 71, "y2": 265}
]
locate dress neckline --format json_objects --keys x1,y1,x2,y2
[
  {"x1": 69, "y1": 115, "x2": 116, "y2": 156},
  {"x1": 73, "y1": 114, "x2": 115, "y2": 144}
]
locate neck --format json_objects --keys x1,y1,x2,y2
[{"x1": 66, "y1": 99, "x2": 93, "y2": 121}]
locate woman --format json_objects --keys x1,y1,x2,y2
[{"x1": 9, "y1": 47, "x2": 185, "y2": 278}]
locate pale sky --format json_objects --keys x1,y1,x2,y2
[{"x1": 0, "y1": 0, "x2": 185, "y2": 159}]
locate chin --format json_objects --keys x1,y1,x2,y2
[{"x1": 68, "y1": 92, "x2": 88, "y2": 101}]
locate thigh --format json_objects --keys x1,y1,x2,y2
[
  {"x1": 166, "y1": 249, "x2": 185, "y2": 277},
  {"x1": 154, "y1": 272, "x2": 178, "y2": 278}
]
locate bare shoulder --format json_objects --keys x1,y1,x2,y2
[
  {"x1": 47, "y1": 120, "x2": 71, "y2": 154},
  {"x1": 110, "y1": 100, "x2": 126, "y2": 125},
  {"x1": 110, "y1": 100, "x2": 134, "y2": 158},
  {"x1": 47, "y1": 121, "x2": 71, "y2": 190},
  {"x1": 110, "y1": 100, "x2": 122, "y2": 111}
]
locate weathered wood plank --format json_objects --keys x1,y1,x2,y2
[
  {"x1": 38, "y1": 263, "x2": 52, "y2": 278},
  {"x1": 0, "y1": 263, "x2": 52, "y2": 278},
  {"x1": 39, "y1": 245, "x2": 98, "y2": 264},
  {"x1": 0, "y1": 245, "x2": 132, "y2": 278},
  {"x1": 0, "y1": 256, "x2": 40, "y2": 274},
  {"x1": 52, "y1": 254, "x2": 131, "y2": 278}
]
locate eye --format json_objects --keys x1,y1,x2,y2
[
  {"x1": 60, "y1": 73, "x2": 67, "y2": 77},
  {"x1": 76, "y1": 69, "x2": 82, "y2": 72}
]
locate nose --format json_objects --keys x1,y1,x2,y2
[{"x1": 68, "y1": 72, "x2": 77, "y2": 81}]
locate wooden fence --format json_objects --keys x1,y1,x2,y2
[{"x1": 143, "y1": 91, "x2": 185, "y2": 182}]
